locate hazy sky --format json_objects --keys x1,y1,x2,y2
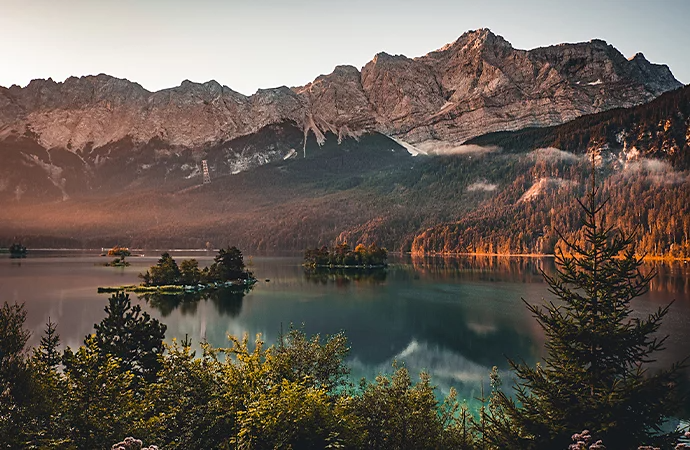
[{"x1": 1, "y1": 0, "x2": 688, "y2": 95}]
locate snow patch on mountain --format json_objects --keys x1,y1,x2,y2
[
  {"x1": 388, "y1": 136, "x2": 427, "y2": 156},
  {"x1": 620, "y1": 158, "x2": 690, "y2": 184},
  {"x1": 418, "y1": 141, "x2": 499, "y2": 156},
  {"x1": 226, "y1": 150, "x2": 283, "y2": 175},
  {"x1": 23, "y1": 153, "x2": 69, "y2": 200}
]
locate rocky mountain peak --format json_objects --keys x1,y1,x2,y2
[
  {"x1": 0, "y1": 29, "x2": 682, "y2": 157},
  {"x1": 430, "y1": 28, "x2": 512, "y2": 56},
  {"x1": 369, "y1": 52, "x2": 410, "y2": 66},
  {"x1": 630, "y1": 52, "x2": 647, "y2": 61},
  {"x1": 459, "y1": 28, "x2": 511, "y2": 48}
]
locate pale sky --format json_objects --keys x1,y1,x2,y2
[{"x1": 0, "y1": 0, "x2": 688, "y2": 95}]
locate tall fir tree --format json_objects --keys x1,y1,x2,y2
[
  {"x1": 93, "y1": 292, "x2": 167, "y2": 383},
  {"x1": 34, "y1": 317, "x2": 61, "y2": 369},
  {"x1": 494, "y1": 166, "x2": 686, "y2": 449}
]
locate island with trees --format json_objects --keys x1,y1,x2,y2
[
  {"x1": 303, "y1": 243, "x2": 387, "y2": 269},
  {"x1": 106, "y1": 246, "x2": 132, "y2": 257},
  {"x1": 98, "y1": 246, "x2": 255, "y2": 294},
  {"x1": 101, "y1": 246, "x2": 132, "y2": 267},
  {"x1": 8, "y1": 242, "x2": 27, "y2": 257}
]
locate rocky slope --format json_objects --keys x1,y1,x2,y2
[
  {"x1": 0, "y1": 28, "x2": 684, "y2": 208},
  {"x1": 0, "y1": 30, "x2": 682, "y2": 152},
  {"x1": 1, "y1": 84, "x2": 689, "y2": 257}
]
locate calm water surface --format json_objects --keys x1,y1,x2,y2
[{"x1": 2, "y1": 251, "x2": 689, "y2": 405}]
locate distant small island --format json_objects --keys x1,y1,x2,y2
[
  {"x1": 102, "y1": 258, "x2": 129, "y2": 267},
  {"x1": 105, "y1": 245, "x2": 131, "y2": 257},
  {"x1": 303, "y1": 243, "x2": 387, "y2": 269},
  {"x1": 9, "y1": 243, "x2": 27, "y2": 257},
  {"x1": 98, "y1": 246, "x2": 255, "y2": 294},
  {"x1": 100, "y1": 245, "x2": 132, "y2": 267}
]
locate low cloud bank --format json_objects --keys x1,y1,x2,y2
[
  {"x1": 530, "y1": 147, "x2": 580, "y2": 162},
  {"x1": 622, "y1": 159, "x2": 690, "y2": 184},
  {"x1": 467, "y1": 181, "x2": 498, "y2": 192},
  {"x1": 417, "y1": 140, "x2": 500, "y2": 156}
]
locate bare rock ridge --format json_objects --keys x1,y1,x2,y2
[{"x1": 0, "y1": 28, "x2": 682, "y2": 159}]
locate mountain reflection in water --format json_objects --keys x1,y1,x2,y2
[{"x1": 3, "y1": 252, "x2": 688, "y2": 409}]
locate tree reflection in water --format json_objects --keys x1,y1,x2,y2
[
  {"x1": 303, "y1": 267, "x2": 387, "y2": 286},
  {"x1": 139, "y1": 286, "x2": 253, "y2": 318}
]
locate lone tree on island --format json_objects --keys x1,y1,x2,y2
[
  {"x1": 492, "y1": 171, "x2": 687, "y2": 449},
  {"x1": 209, "y1": 246, "x2": 249, "y2": 281}
]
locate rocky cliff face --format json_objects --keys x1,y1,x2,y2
[
  {"x1": 1, "y1": 29, "x2": 681, "y2": 150},
  {"x1": 0, "y1": 29, "x2": 683, "y2": 201}
]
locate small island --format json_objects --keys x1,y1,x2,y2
[
  {"x1": 303, "y1": 243, "x2": 387, "y2": 269},
  {"x1": 98, "y1": 246, "x2": 255, "y2": 294},
  {"x1": 106, "y1": 245, "x2": 132, "y2": 257},
  {"x1": 101, "y1": 245, "x2": 132, "y2": 266},
  {"x1": 9, "y1": 243, "x2": 27, "y2": 257}
]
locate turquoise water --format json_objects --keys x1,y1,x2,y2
[{"x1": 2, "y1": 251, "x2": 688, "y2": 406}]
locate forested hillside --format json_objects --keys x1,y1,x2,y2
[
  {"x1": 413, "y1": 85, "x2": 690, "y2": 258},
  {"x1": 468, "y1": 85, "x2": 690, "y2": 169},
  {"x1": 1, "y1": 87, "x2": 688, "y2": 258}
]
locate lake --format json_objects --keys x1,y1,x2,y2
[{"x1": 2, "y1": 251, "x2": 689, "y2": 409}]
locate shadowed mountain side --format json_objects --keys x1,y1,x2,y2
[
  {"x1": 467, "y1": 85, "x2": 690, "y2": 169},
  {"x1": 2, "y1": 137, "x2": 689, "y2": 257},
  {"x1": 0, "y1": 129, "x2": 433, "y2": 250}
]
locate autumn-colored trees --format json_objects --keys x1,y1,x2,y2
[{"x1": 304, "y1": 242, "x2": 388, "y2": 268}]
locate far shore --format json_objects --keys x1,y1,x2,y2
[
  {"x1": 3, "y1": 248, "x2": 688, "y2": 263},
  {"x1": 406, "y1": 251, "x2": 689, "y2": 263}
]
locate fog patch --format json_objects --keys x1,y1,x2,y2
[
  {"x1": 626, "y1": 158, "x2": 670, "y2": 173},
  {"x1": 467, "y1": 180, "x2": 498, "y2": 192},
  {"x1": 530, "y1": 147, "x2": 580, "y2": 162},
  {"x1": 622, "y1": 158, "x2": 690, "y2": 184},
  {"x1": 520, "y1": 177, "x2": 578, "y2": 202},
  {"x1": 417, "y1": 140, "x2": 499, "y2": 156}
]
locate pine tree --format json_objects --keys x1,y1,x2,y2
[
  {"x1": 496, "y1": 168, "x2": 686, "y2": 449},
  {"x1": 209, "y1": 246, "x2": 247, "y2": 281},
  {"x1": 35, "y1": 317, "x2": 61, "y2": 369},
  {"x1": 0, "y1": 302, "x2": 32, "y2": 448},
  {"x1": 93, "y1": 292, "x2": 167, "y2": 383}
]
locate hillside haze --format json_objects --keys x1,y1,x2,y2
[{"x1": 0, "y1": 29, "x2": 687, "y2": 257}]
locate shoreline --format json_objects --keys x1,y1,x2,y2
[
  {"x1": 406, "y1": 251, "x2": 689, "y2": 263},
  {"x1": 97, "y1": 278, "x2": 257, "y2": 294},
  {"x1": 5, "y1": 248, "x2": 688, "y2": 263}
]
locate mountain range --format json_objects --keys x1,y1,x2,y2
[{"x1": 0, "y1": 29, "x2": 687, "y2": 257}]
